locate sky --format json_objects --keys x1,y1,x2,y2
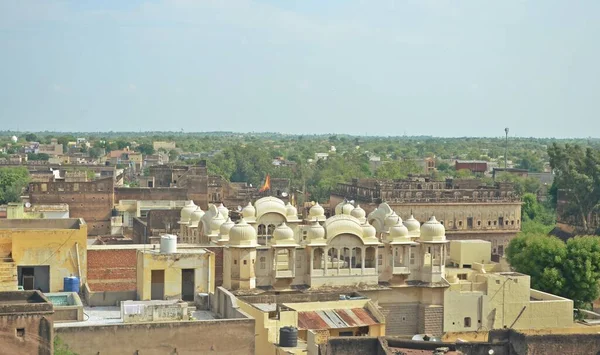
[{"x1": 1, "y1": 0, "x2": 599, "y2": 137}]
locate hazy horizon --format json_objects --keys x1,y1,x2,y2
[{"x1": 1, "y1": 1, "x2": 599, "y2": 137}]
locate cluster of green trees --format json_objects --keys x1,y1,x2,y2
[
  {"x1": 507, "y1": 234, "x2": 600, "y2": 310},
  {"x1": 506, "y1": 143, "x2": 600, "y2": 311},
  {"x1": 0, "y1": 167, "x2": 29, "y2": 204}
]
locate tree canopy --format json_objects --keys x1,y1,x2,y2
[
  {"x1": 0, "y1": 167, "x2": 29, "y2": 204},
  {"x1": 507, "y1": 234, "x2": 600, "y2": 309},
  {"x1": 548, "y1": 143, "x2": 600, "y2": 231}
]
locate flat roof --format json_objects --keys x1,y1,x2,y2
[
  {"x1": 0, "y1": 218, "x2": 83, "y2": 230},
  {"x1": 54, "y1": 306, "x2": 216, "y2": 328}
]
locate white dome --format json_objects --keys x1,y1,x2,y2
[
  {"x1": 420, "y1": 216, "x2": 446, "y2": 242},
  {"x1": 285, "y1": 202, "x2": 298, "y2": 218},
  {"x1": 389, "y1": 220, "x2": 409, "y2": 239},
  {"x1": 229, "y1": 218, "x2": 257, "y2": 246},
  {"x1": 273, "y1": 223, "x2": 295, "y2": 242},
  {"x1": 342, "y1": 203, "x2": 354, "y2": 215},
  {"x1": 361, "y1": 222, "x2": 377, "y2": 240},
  {"x1": 242, "y1": 202, "x2": 256, "y2": 219},
  {"x1": 219, "y1": 217, "x2": 235, "y2": 236},
  {"x1": 179, "y1": 200, "x2": 197, "y2": 223},
  {"x1": 10, "y1": 136, "x2": 17, "y2": 143},
  {"x1": 309, "y1": 203, "x2": 325, "y2": 218},
  {"x1": 217, "y1": 203, "x2": 229, "y2": 219},
  {"x1": 210, "y1": 211, "x2": 226, "y2": 231},
  {"x1": 255, "y1": 196, "x2": 287, "y2": 219},
  {"x1": 307, "y1": 221, "x2": 326, "y2": 241},
  {"x1": 385, "y1": 212, "x2": 400, "y2": 228},
  {"x1": 324, "y1": 214, "x2": 364, "y2": 239},
  {"x1": 351, "y1": 205, "x2": 366, "y2": 220},
  {"x1": 189, "y1": 207, "x2": 205, "y2": 226},
  {"x1": 403, "y1": 214, "x2": 421, "y2": 232}
]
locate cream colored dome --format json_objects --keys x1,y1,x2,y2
[
  {"x1": 255, "y1": 196, "x2": 287, "y2": 219},
  {"x1": 342, "y1": 203, "x2": 354, "y2": 215},
  {"x1": 361, "y1": 222, "x2": 377, "y2": 239},
  {"x1": 307, "y1": 221, "x2": 326, "y2": 241},
  {"x1": 219, "y1": 217, "x2": 235, "y2": 236},
  {"x1": 189, "y1": 207, "x2": 205, "y2": 227},
  {"x1": 210, "y1": 211, "x2": 226, "y2": 231},
  {"x1": 217, "y1": 203, "x2": 229, "y2": 219},
  {"x1": 403, "y1": 214, "x2": 421, "y2": 232},
  {"x1": 242, "y1": 202, "x2": 256, "y2": 219},
  {"x1": 309, "y1": 203, "x2": 325, "y2": 218},
  {"x1": 285, "y1": 202, "x2": 298, "y2": 218},
  {"x1": 229, "y1": 218, "x2": 257, "y2": 246},
  {"x1": 420, "y1": 216, "x2": 446, "y2": 242},
  {"x1": 351, "y1": 205, "x2": 366, "y2": 220},
  {"x1": 179, "y1": 200, "x2": 197, "y2": 223},
  {"x1": 385, "y1": 212, "x2": 400, "y2": 228},
  {"x1": 389, "y1": 219, "x2": 409, "y2": 239},
  {"x1": 273, "y1": 223, "x2": 295, "y2": 241},
  {"x1": 324, "y1": 214, "x2": 363, "y2": 239}
]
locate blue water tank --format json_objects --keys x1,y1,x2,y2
[{"x1": 63, "y1": 276, "x2": 80, "y2": 293}]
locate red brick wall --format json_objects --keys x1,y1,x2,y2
[{"x1": 87, "y1": 249, "x2": 137, "y2": 292}]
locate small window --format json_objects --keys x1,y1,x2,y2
[
  {"x1": 496, "y1": 280, "x2": 501, "y2": 285},
  {"x1": 458, "y1": 221, "x2": 463, "y2": 227},
  {"x1": 16, "y1": 328, "x2": 25, "y2": 338},
  {"x1": 464, "y1": 317, "x2": 471, "y2": 327},
  {"x1": 243, "y1": 260, "x2": 247, "y2": 265},
  {"x1": 488, "y1": 221, "x2": 491, "y2": 226},
  {"x1": 477, "y1": 221, "x2": 481, "y2": 226},
  {"x1": 234, "y1": 260, "x2": 237, "y2": 265},
  {"x1": 457, "y1": 273, "x2": 467, "y2": 280}
]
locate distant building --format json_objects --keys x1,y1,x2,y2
[
  {"x1": 153, "y1": 141, "x2": 177, "y2": 151},
  {"x1": 314, "y1": 152, "x2": 329, "y2": 161},
  {"x1": 492, "y1": 167, "x2": 529, "y2": 179},
  {"x1": 331, "y1": 177, "x2": 521, "y2": 257},
  {"x1": 455, "y1": 160, "x2": 488, "y2": 174}
]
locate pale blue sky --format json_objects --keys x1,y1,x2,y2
[{"x1": 1, "y1": 1, "x2": 599, "y2": 137}]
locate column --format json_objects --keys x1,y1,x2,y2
[{"x1": 361, "y1": 247, "x2": 366, "y2": 275}]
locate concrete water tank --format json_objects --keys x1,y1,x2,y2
[{"x1": 160, "y1": 234, "x2": 177, "y2": 254}]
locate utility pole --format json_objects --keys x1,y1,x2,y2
[{"x1": 504, "y1": 128, "x2": 509, "y2": 169}]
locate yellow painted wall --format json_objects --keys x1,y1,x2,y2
[
  {"x1": 136, "y1": 249, "x2": 214, "y2": 301},
  {"x1": 1, "y1": 222, "x2": 87, "y2": 292}
]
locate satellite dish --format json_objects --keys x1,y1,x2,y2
[
  {"x1": 281, "y1": 192, "x2": 288, "y2": 197},
  {"x1": 237, "y1": 205, "x2": 242, "y2": 212},
  {"x1": 25, "y1": 202, "x2": 31, "y2": 208}
]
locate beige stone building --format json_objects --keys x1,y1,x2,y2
[
  {"x1": 331, "y1": 177, "x2": 521, "y2": 257},
  {"x1": 200, "y1": 195, "x2": 572, "y2": 346}
]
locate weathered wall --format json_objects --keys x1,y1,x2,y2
[
  {"x1": 489, "y1": 329, "x2": 600, "y2": 355},
  {"x1": 323, "y1": 337, "x2": 387, "y2": 355},
  {"x1": 5, "y1": 224, "x2": 87, "y2": 292},
  {"x1": 0, "y1": 314, "x2": 53, "y2": 355},
  {"x1": 137, "y1": 249, "x2": 214, "y2": 300},
  {"x1": 87, "y1": 248, "x2": 137, "y2": 292},
  {"x1": 55, "y1": 319, "x2": 255, "y2": 355},
  {"x1": 28, "y1": 178, "x2": 114, "y2": 236},
  {"x1": 114, "y1": 187, "x2": 188, "y2": 202},
  {"x1": 203, "y1": 246, "x2": 223, "y2": 287}
]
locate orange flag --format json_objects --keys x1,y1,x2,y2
[{"x1": 259, "y1": 174, "x2": 271, "y2": 192}]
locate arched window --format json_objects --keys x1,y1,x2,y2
[{"x1": 267, "y1": 224, "x2": 276, "y2": 236}]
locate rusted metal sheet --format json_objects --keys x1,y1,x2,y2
[{"x1": 297, "y1": 308, "x2": 378, "y2": 330}]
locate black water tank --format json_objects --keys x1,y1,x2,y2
[
  {"x1": 279, "y1": 326, "x2": 298, "y2": 347},
  {"x1": 111, "y1": 208, "x2": 118, "y2": 217}
]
